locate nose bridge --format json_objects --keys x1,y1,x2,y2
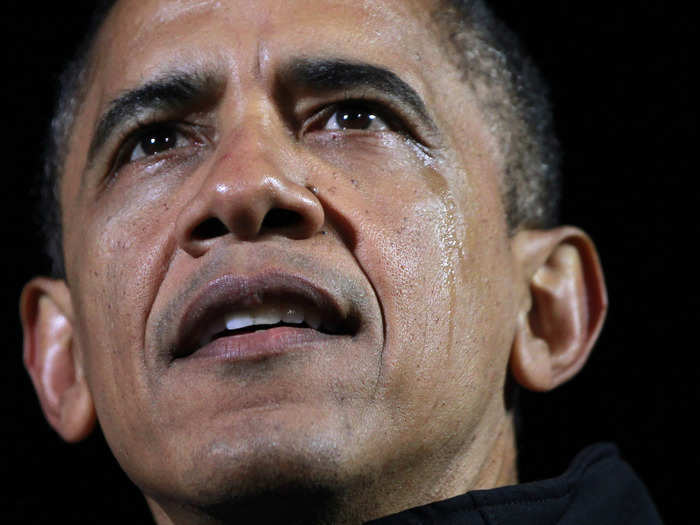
[
  {"x1": 175, "y1": 106, "x2": 325, "y2": 256},
  {"x1": 217, "y1": 108, "x2": 288, "y2": 189}
]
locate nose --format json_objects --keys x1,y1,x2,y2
[{"x1": 175, "y1": 135, "x2": 325, "y2": 258}]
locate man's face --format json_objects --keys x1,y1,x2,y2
[{"x1": 60, "y1": 0, "x2": 522, "y2": 519}]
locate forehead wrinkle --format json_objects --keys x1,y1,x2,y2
[
  {"x1": 115, "y1": 0, "x2": 225, "y2": 53},
  {"x1": 154, "y1": 0, "x2": 223, "y2": 23},
  {"x1": 104, "y1": 0, "x2": 441, "y2": 98}
]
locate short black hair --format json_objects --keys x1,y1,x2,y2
[
  {"x1": 40, "y1": 0, "x2": 117, "y2": 278},
  {"x1": 39, "y1": 0, "x2": 560, "y2": 278},
  {"x1": 434, "y1": 0, "x2": 561, "y2": 232}
]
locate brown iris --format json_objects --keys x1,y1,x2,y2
[
  {"x1": 336, "y1": 105, "x2": 378, "y2": 130},
  {"x1": 139, "y1": 125, "x2": 178, "y2": 156}
]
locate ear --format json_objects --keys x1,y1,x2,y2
[
  {"x1": 509, "y1": 227, "x2": 608, "y2": 392},
  {"x1": 20, "y1": 277, "x2": 96, "y2": 442}
]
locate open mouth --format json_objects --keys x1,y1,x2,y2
[{"x1": 172, "y1": 276, "x2": 359, "y2": 361}]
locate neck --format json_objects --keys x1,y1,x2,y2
[{"x1": 470, "y1": 414, "x2": 519, "y2": 490}]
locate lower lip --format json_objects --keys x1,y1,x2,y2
[{"x1": 180, "y1": 326, "x2": 335, "y2": 363}]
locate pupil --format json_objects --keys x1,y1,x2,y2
[
  {"x1": 337, "y1": 107, "x2": 376, "y2": 130},
  {"x1": 141, "y1": 127, "x2": 177, "y2": 156}
]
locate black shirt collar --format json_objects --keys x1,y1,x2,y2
[{"x1": 367, "y1": 443, "x2": 663, "y2": 524}]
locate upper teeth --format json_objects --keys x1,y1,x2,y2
[
  {"x1": 214, "y1": 303, "x2": 322, "y2": 336},
  {"x1": 193, "y1": 299, "x2": 345, "y2": 348}
]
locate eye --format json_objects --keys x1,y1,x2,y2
[
  {"x1": 127, "y1": 123, "x2": 186, "y2": 162},
  {"x1": 322, "y1": 103, "x2": 390, "y2": 131}
]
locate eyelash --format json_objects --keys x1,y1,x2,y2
[{"x1": 111, "y1": 99, "x2": 413, "y2": 174}]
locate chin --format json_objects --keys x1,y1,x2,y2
[{"x1": 148, "y1": 408, "x2": 368, "y2": 524}]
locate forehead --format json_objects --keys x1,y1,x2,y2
[{"x1": 94, "y1": 0, "x2": 443, "y2": 86}]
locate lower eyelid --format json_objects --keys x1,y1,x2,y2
[
  {"x1": 110, "y1": 143, "x2": 207, "y2": 182},
  {"x1": 304, "y1": 129, "x2": 412, "y2": 152}
]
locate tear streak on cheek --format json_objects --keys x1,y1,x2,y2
[{"x1": 418, "y1": 165, "x2": 469, "y2": 362}]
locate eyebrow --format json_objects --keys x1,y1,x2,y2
[
  {"x1": 87, "y1": 71, "x2": 223, "y2": 165},
  {"x1": 282, "y1": 58, "x2": 437, "y2": 131}
]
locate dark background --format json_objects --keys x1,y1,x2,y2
[{"x1": 1, "y1": 1, "x2": 694, "y2": 523}]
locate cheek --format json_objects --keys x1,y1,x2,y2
[
  {"x1": 351, "y1": 165, "x2": 461, "y2": 394},
  {"x1": 67, "y1": 177, "x2": 180, "y2": 439},
  {"x1": 354, "y1": 161, "x2": 516, "y2": 430}
]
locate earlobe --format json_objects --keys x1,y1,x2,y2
[
  {"x1": 510, "y1": 228, "x2": 608, "y2": 392},
  {"x1": 510, "y1": 312, "x2": 554, "y2": 392},
  {"x1": 20, "y1": 278, "x2": 96, "y2": 442}
]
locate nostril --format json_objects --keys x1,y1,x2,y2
[
  {"x1": 261, "y1": 208, "x2": 303, "y2": 230},
  {"x1": 191, "y1": 217, "x2": 229, "y2": 241}
]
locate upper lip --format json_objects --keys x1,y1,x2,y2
[{"x1": 171, "y1": 272, "x2": 357, "y2": 359}]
